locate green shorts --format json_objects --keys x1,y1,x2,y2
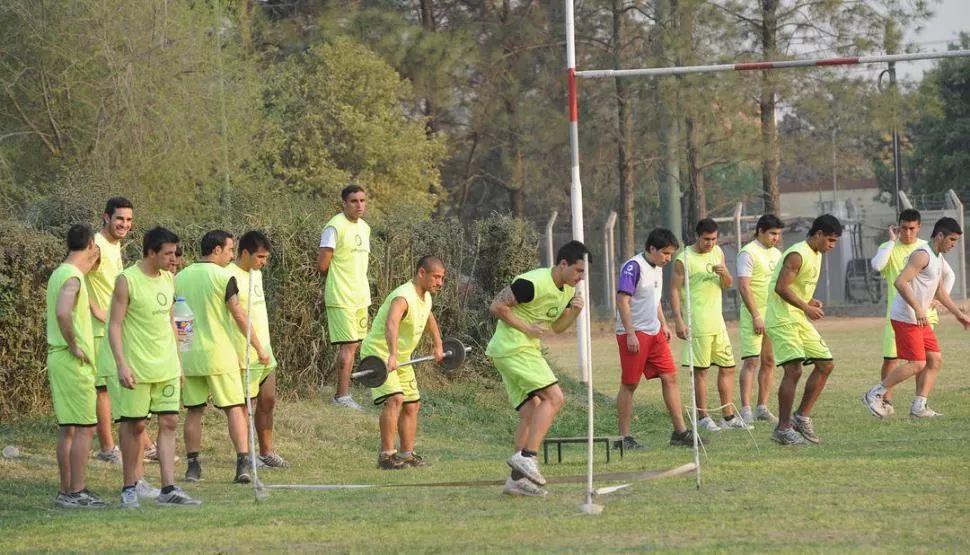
[
  {"x1": 92, "y1": 336, "x2": 109, "y2": 389},
  {"x1": 245, "y1": 365, "x2": 277, "y2": 399},
  {"x1": 492, "y1": 349, "x2": 558, "y2": 410},
  {"x1": 371, "y1": 365, "x2": 420, "y2": 405},
  {"x1": 115, "y1": 376, "x2": 180, "y2": 420},
  {"x1": 681, "y1": 328, "x2": 735, "y2": 369},
  {"x1": 183, "y1": 373, "x2": 245, "y2": 408},
  {"x1": 766, "y1": 319, "x2": 833, "y2": 367},
  {"x1": 47, "y1": 349, "x2": 97, "y2": 426},
  {"x1": 739, "y1": 321, "x2": 766, "y2": 360},
  {"x1": 882, "y1": 320, "x2": 897, "y2": 359},
  {"x1": 327, "y1": 306, "x2": 368, "y2": 344}
]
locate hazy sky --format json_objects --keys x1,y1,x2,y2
[{"x1": 900, "y1": 0, "x2": 968, "y2": 80}]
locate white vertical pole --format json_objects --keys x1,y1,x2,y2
[
  {"x1": 946, "y1": 190, "x2": 967, "y2": 300},
  {"x1": 546, "y1": 211, "x2": 559, "y2": 267},
  {"x1": 734, "y1": 202, "x2": 743, "y2": 318},
  {"x1": 683, "y1": 250, "x2": 701, "y2": 488},
  {"x1": 604, "y1": 211, "x2": 618, "y2": 316},
  {"x1": 566, "y1": 0, "x2": 598, "y2": 514}
]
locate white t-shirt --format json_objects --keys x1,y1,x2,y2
[
  {"x1": 319, "y1": 226, "x2": 337, "y2": 249},
  {"x1": 890, "y1": 244, "x2": 943, "y2": 324},
  {"x1": 615, "y1": 254, "x2": 663, "y2": 335},
  {"x1": 736, "y1": 250, "x2": 754, "y2": 278}
]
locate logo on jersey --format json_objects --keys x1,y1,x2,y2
[
  {"x1": 355, "y1": 234, "x2": 363, "y2": 247},
  {"x1": 706, "y1": 263, "x2": 714, "y2": 274},
  {"x1": 162, "y1": 384, "x2": 176, "y2": 398},
  {"x1": 546, "y1": 307, "x2": 560, "y2": 318},
  {"x1": 156, "y1": 292, "x2": 168, "y2": 306},
  {"x1": 255, "y1": 283, "x2": 264, "y2": 298}
]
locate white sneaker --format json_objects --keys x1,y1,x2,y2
[
  {"x1": 330, "y1": 395, "x2": 365, "y2": 412},
  {"x1": 698, "y1": 416, "x2": 722, "y2": 432},
  {"x1": 94, "y1": 446, "x2": 122, "y2": 465},
  {"x1": 738, "y1": 406, "x2": 754, "y2": 426},
  {"x1": 910, "y1": 406, "x2": 943, "y2": 419},
  {"x1": 883, "y1": 400, "x2": 896, "y2": 417},
  {"x1": 506, "y1": 452, "x2": 546, "y2": 485},
  {"x1": 755, "y1": 405, "x2": 779, "y2": 424},
  {"x1": 120, "y1": 487, "x2": 140, "y2": 509},
  {"x1": 862, "y1": 388, "x2": 888, "y2": 418},
  {"x1": 720, "y1": 416, "x2": 754, "y2": 430},
  {"x1": 503, "y1": 476, "x2": 548, "y2": 497},
  {"x1": 135, "y1": 479, "x2": 160, "y2": 500}
]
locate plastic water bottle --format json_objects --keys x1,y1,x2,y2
[{"x1": 173, "y1": 297, "x2": 195, "y2": 353}]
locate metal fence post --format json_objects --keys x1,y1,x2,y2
[
  {"x1": 604, "y1": 211, "x2": 618, "y2": 316},
  {"x1": 545, "y1": 211, "x2": 558, "y2": 267}
]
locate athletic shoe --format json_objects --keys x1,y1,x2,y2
[
  {"x1": 259, "y1": 452, "x2": 290, "y2": 468},
  {"x1": 135, "y1": 479, "x2": 160, "y2": 500},
  {"x1": 72, "y1": 489, "x2": 109, "y2": 508},
  {"x1": 772, "y1": 426, "x2": 808, "y2": 446},
  {"x1": 612, "y1": 436, "x2": 643, "y2": 450},
  {"x1": 330, "y1": 395, "x2": 365, "y2": 412},
  {"x1": 396, "y1": 452, "x2": 432, "y2": 468},
  {"x1": 910, "y1": 406, "x2": 943, "y2": 419},
  {"x1": 156, "y1": 487, "x2": 202, "y2": 507},
  {"x1": 738, "y1": 406, "x2": 754, "y2": 426},
  {"x1": 506, "y1": 452, "x2": 546, "y2": 486},
  {"x1": 791, "y1": 413, "x2": 819, "y2": 444},
  {"x1": 94, "y1": 446, "x2": 122, "y2": 465},
  {"x1": 144, "y1": 443, "x2": 180, "y2": 464},
  {"x1": 377, "y1": 452, "x2": 407, "y2": 470},
  {"x1": 502, "y1": 476, "x2": 548, "y2": 497},
  {"x1": 698, "y1": 416, "x2": 722, "y2": 432},
  {"x1": 185, "y1": 458, "x2": 202, "y2": 482},
  {"x1": 719, "y1": 416, "x2": 754, "y2": 430},
  {"x1": 54, "y1": 492, "x2": 78, "y2": 508},
  {"x1": 862, "y1": 388, "x2": 889, "y2": 418},
  {"x1": 669, "y1": 429, "x2": 709, "y2": 446},
  {"x1": 234, "y1": 458, "x2": 252, "y2": 484},
  {"x1": 120, "y1": 487, "x2": 140, "y2": 509},
  {"x1": 883, "y1": 400, "x2": 896, "y2": 416},
  {"x1": 755, "y1": 406, "x2": 779, "y2": 423}
]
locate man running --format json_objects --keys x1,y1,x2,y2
[
  {"x1": 766, "y1": 214, "x2": 841, "y2": 445},
  {"x1": 487, "y1": 240, "x2": 588, "y2": 497},
  {"x1": 614, "y1": 229, "x2": 707, "y2": 450},
  {"x1": 671, "y1": 218, "x2": 747, "y2": 432},
  {"x1": 736, "y1": 214, "x2": 784, "y2": 425},
  {"x1": 863, "y1": 217, "x2": 970, "y2": 419},
  {"x1": 318, "y1": 184, "x2": 371, "y2": 411},
  {"x1": 48, "y1": 224, "x2": 108, "y2": 508},
  {"x1": 362, "y1": 256, "x2": 446, "y2": 469},
  {"x1": 109, "y1": 226, "x2": 199, "y2": 506}
]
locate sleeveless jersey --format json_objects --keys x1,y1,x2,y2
[
  {"x1": 486, "y1": 267, "x2": 575, "y2": 358},
  {"x1": 361, "y1": 281, "x2": 433, "y2": 363},
  {"x1": 117, "y1": 264, "x2": 179, "y2": 382},
  {"x1": 175, "y1": 263, "x2": 240, "y2": 376},
  {"x1": 46, "y1": 263, "x2": 94, "y2": 360},
  {"x1": 676, "y1": 245, "x2": 726, "y2": 336},
  {"x1": 322, "y1": 213, "x2": 371, "y2": 309},
  {"x1": 766, "y1": 241, "x2": 821, "y2": 327}
]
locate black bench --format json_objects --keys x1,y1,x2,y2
[{"x1": 542, "y1": 436, "x2": 623, "y2": 464}]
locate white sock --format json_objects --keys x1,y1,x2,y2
[
  {"x1": 756, "y1": 404, "x2": 769, "y2": 412},
  {"x1": 741, "y1": 405, "x2": 751, "y2": 413},
  {"x1": 871, "y1": 383, "x2": 888, "y2": 396},
  {"x1": 912, "y1": 396, "x2": 927, "y2": 411},
  {"x1": 398, "y1": 451, "x2": 412, "y2": 459}
]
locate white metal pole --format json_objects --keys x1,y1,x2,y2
[
  {"x1": 604, "y1": 211, "x2": 618, "y2": 316},
  {"x1": 683, "y1": 249, "x2": 701, "y2": 488},
  {"x1": 577, "y1": 49, "x2": 970, "y2": 79},
  {"x1": 947, "y1": 190, "x2": 967, "y2": 300},
  {"x1": 546, "y1": 211, "x2": 559, "y2": 267}
]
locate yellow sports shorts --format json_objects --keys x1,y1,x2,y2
[
  {"x1": 47, "y1": 349, "x2": 97, "y2": 426},
  {"x1": 681, "y1": 328, "x2": 735, "y2": 369},
  {"x1": 182, "y1": 373, "x2": 245, "y2": 408},
  {"x1": 491, "y1": 348, "x2": 559, "y2": 410},
  {"x1": 766, "y1": 319, "x2": 832, "y2": 367},
  {"x1": 327, "y1": 306, "x2": 368, "y2": 344}
]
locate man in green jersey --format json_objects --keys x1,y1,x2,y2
[
  {"x1": 317, "y1": 184, "x2": 371, "y2": 411},
  {"x1": 736, "y1": 214, "x2": 784, "y2": 425},
  {"x1": 671, "y1": 219, "x2": 748, "y2": 432},
  {"x1": 109, "y1": 226, "x2": 199, "y2": 506},
  {"x1": 487, "y1": 241, "x2": 588, "y2": 497},
  {"x1": 765, "y1": 214, "x2": 841, "y2": 446},
  {"x1": 230, "y1": 231, "x2": 287, "y2": 468},
  {"x1": 86, "y1": 196, "x2": 133, "y2": 465},
  {"x1": 178, "y1": 230, "x2": 269, "y2": 484},
  {"x1": 362, "y1": 256, "x2": 446, "y2": 470},
  {"x1": 47, "y1": 223, "x2": 108, "y2": 508}
]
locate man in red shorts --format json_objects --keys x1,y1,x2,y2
[
  {"x1": 615, "y1": 228, "x2": 708, "y2": 449},
  {"x1": 863, "y1": 217, "x2": 970, "y2": 419}
]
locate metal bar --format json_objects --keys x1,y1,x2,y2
[
  {"x1": 604, "y1": 211, "x2": 618, "y2": 316},
  {"x1": 351, "y1": 346, "x2": 471, "y2": 378},
  {"x1": 946, "y1": 190, "x2": 967, "y2": 300},
  {"x1": 577, "y1": 49, "x2": 970, "y2": 79},
  {"x1": 546, "y1": 211, "x2": 558, "y2": 267}
]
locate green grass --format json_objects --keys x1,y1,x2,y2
[{"x1": 2, "y1": 317, "x2": 970, "y2": 553}]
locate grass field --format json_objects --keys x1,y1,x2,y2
[{"x1": 2, "y1": 316, "x2": 970, "y2": 553}]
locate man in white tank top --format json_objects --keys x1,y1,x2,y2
[
  {"x1": 863, "y1": 217, "x2": 970, "y2": 419},
  {"x1": 614, "y1": 229, "x2": 707, "y2": 449}
]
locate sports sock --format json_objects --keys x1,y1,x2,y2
[
  {"x1": 187, "y1": 452, "x2": 200, "y2": 462},
  {"x1": 724, "y1": 414, "x2": 735, "y2": 421},
  {"x1": 756, "y1": 404, "x2": 769, "y2": 412},
  {"x1": 122, "y1": 484, "x2": 136, "y2": 491},
  {"x1": 161, "y1": 485, "x2": 176, "y2": 495},
  {"x1": 236, "y1": 452, "x2": 250, "y2": 462},
  {"x1": 398, "y1": 451, "x2": 412, "y2": 459},
  {"x1": 521, "y1": 449, "x2": 537, "y2": 458},
  {"x1": 912, "y1": 396, "x2": 927, "y2": 411},
  {"x1": 872, "y1": 383, "x2": 888, "y2": 396}
]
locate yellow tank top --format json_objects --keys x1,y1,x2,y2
[
  {"x1": 175, "y1": 263, "x2": 240, "y2": 376},
  {"x1": 323, "y1": 213, "x2": 371, "y2": 309},
  {"x1": 361, "y1": 281, "x2": 433, "y2": 363},
  {"x1": 486, "y1": 267, "x2": 575, "y2": 358},
  {"x1": 766, "y1": 241, "x2": 821, "y2": 327},
  {"x1": 677, "y1": 245, "x2": 726, "y2": 336}
]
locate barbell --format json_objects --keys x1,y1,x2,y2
[{"x1": 351, "y1": 337, "x2": 472, "y2": 388}]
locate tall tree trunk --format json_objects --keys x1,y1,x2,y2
[
  {"x1": 685, "y1": 115, "x2": 707, "y2": 224},
  {"x1": 657, "y1": 0, "x2": 682, "y2": 241},
  {"x1": 613, "y1": 0, "x2": 635, "y2": 259},
  {"x1": 760, "y1": 0, "x2": 781, "y2": 214},
  {"x1": 505, "y1": 97, "x2": 525, "y2": 217},
  {"x1": 419, "y1": 0, "x2": 439, "y2": 135}
]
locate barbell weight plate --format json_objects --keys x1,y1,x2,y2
[
  {"x1": 355, "y1": 356, "x2": 389, "y2": 388},
  {"x1": 439, "y1": 337, "x2": 467, "y2": 371}
]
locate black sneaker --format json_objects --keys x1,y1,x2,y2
[
  {"x1": 670, "y1": 429, "x2": 709, "y2": 446},
  {"x1": 612, "y1": 436, "x2": 643, "y2": 450},
  {"x1": 185, "y1": 458, "x2": 202, "y2": 482},
  {"x1": 234, "y1": 457, "x2": 251, "y2": 484},
  {"x1": 377, "y1": 452, "x2": 406, "y2": 470}
]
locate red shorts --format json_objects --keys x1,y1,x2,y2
[
  {"x1": 890, "y1": 319, "x2": 940, "y2": 362},
  {"x1": 616, "y1": 331, "x2": 676, "y2": 384}
]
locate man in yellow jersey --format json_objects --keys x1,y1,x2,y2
[
  {"x1": 868, "y1": 209, "x2": 954, "y2": 416},
  {"x1": 230, "y1": 231, "x2": 287, "y2": 468},
  {"x1": 178, "y1": 230, "x2": 269, "y2": 484},
  {"x1": 766, "y1": 214, "x2": 841, "y2": 446},
  {"x1": 86, "y1": 196, "x2": 132, "y2": 465},
  {"x1": 736, "y1": 214, "x2": 784, "y2": 425},
  {"x1": 487, "y1": 241, "x2": 588, "y2": 497},
  {"x1": 671, "y1": 219, "x2": 748, "y2": 433},
  {"x1": 317, "y1": 184, "x2": 371, "y2": 411},
  {"x1": 363, "y1": 256, "x2": 446, "y2": 470},
  {"x1": 109, "y1": 226, "x2": 199, "y2": 506},
  {"x1": 47, "y1": 224, "x2": 108, "y2": 508}
]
